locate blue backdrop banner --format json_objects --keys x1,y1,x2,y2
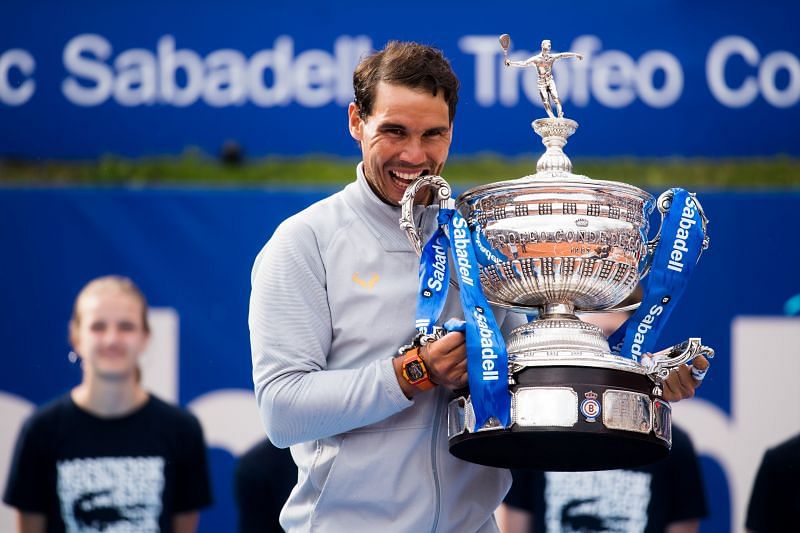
[
  {"x1": 1, "y1": 184, "x2": 799, "y2": 532},
  {"x1": 1, "y1": 0, "x2": 798, "y2": 158}
]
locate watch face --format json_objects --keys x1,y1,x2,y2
[{"x1": 405, "y1": 360, "x2": 426, "y2": 382}]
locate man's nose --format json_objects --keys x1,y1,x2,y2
[{"x1": 400, "y1": 137, "x2": 426, "y2": 166}]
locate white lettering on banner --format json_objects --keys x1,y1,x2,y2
[
  {"x1": 635, "y1": 50, "x2": 684, "y2": 108},
  {"x1": 61, "y1": 34, "x2": 372, "y2": 107},
  {"x1": 159, "y1": 35, "x2": 205, "y2": 107},
  {"x1": 458, "y1": 36, "x2": 499, "y2": 106},
  {"x1": 0, "y1": 49, "x2": 36, "y2": 105},
  {"x1": 62, "y1": 34, "x2": 115, "y2": 106},
  {"x1": 459, "y1": 34, "x2": 683, "y2": 109},
  {"x1": 205, "y1": 49, "x2": 248, "y2": 106},
  {"x1": 115, "y1": 48, "x2": 158, "y2": 106},
  {"x1": 707, "y1": 35, "x2": 800, "y2": 108},
  {"x1": 51, "y1": 33, "x2": 800, "y2": 111}
]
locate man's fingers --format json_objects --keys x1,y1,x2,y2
[
  {"x1": 662, "y1": 374, "x2": 680, "y2": 401},
  {"x1": 432, "y1": 331, "x2": 466, "y2": 352},
  {"x1": 451, "y1": 360, "x2": 469, "y2": 389},
  {"x1": 662, "y1": 366, "x2": 696, "y2": 401},
  {"x1": 674, "y1": 366, "x2": 697, "y2": 397},
  {"x1": 690, "y1": 356, "x2": 710, "y2": 383},
  {"x1": 422, "y1": 337, "x2": 467, "y2": 388}
]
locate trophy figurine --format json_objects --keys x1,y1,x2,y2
[
  {"x1": 399, "y1": 36, "x2": 714, "y2": 471},
  {"x1": 500, "y1": 35, "x2": 583, "y2": 119}
]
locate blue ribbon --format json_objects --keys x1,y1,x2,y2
[
  {"x1": 471, "y1": 223, "x2": 507, "y2": 267},
  {"x1": 609, "y1": 189, "x2": 706, "y2": 360},
  {"x1": 416, "y1": 207, "x2": 510, "y2": 429},
  {"x1": 415, "y1": 210, "x2": 452, "y2": 335}
]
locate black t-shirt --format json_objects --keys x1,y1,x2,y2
[
  {"x1": 745, "y1": 433, "x2": 800, "y2": 533},
  {"x1": 504, "y1": 426, "x2": 707, "y2": 532},
  {"x1": 234, "y1": 438, "x2": 296, "y2": 533},
  {"x1": 3, "y1": 394, "x2": 213, "y2": 533}
]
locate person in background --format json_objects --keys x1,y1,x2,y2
[
  {"x1": 496, "y1": 424, "x2": 708, "y2": 533},
  {"x1": 3, "y1": 275, "x2": 212, "y2": 533},
  {"x1": 745, "y1": 432, "x2": 800, "y2": 533},
  {"x1": 234, "y1": 438, "x2": 296, "y2": 533}
]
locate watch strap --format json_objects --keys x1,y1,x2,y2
[{"x1": 401, "y1": 347, "x2": 436, "y2": 391}]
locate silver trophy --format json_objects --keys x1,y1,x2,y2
[{"x1": 399, "y1": 36, "x2": 713, "y2": 471}]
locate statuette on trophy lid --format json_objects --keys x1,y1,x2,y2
[{"x1": 500, "y1": 35, "x2": 583, "y2": 119}]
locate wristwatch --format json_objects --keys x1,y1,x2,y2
[{"x1": 400, "y1": 346, "x2": 436, "y2": 391}]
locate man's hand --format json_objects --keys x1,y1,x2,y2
[
  {"x1": 422, "y1": 331, "x2": 468, "y2": 390},
  {"x1": 659, "y1": 355, "x2": 710, "y2": 401},
  {"x1": 393, "y1": 331, "x2": 467, "y2": 398}
]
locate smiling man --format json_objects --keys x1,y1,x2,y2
[{"x1": 249, "y1": 41, "x2": 529, "y2": 531}]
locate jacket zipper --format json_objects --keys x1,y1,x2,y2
[{"x1": 430, "y1": 391, "x2": 443, "y2": 532}]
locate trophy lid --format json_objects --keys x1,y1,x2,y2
[{"x1": 457, "y1": 169, "x2": 654, "y2": 207}]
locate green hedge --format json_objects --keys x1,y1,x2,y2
[{"x1": 2, "y1": 153, "x2": 799, "y2": 189}]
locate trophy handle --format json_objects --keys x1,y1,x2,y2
[
  {"x1": 642, "y1": 190, "x2": 711, "y2": 279},
  {"x1": 644, "y1": 337, "x2": 715, "y2": 395},
  {"x1": 399, "y1": 175, "x2": 453, "y2": 256}
]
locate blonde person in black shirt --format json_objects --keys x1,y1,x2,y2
[{"x1": 4, "y1": 276, "x2": 212, "y2": 533}]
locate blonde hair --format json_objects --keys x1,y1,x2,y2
[{"x1": 69, "y1": 275, "x2": 151, "y2": 345}]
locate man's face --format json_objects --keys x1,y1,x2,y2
[
  {"x1": 349, "y1": 82, "x2": 452, "y2": 206},
  {"x1": 72, "y1": 289, "x2": 149, "y2": 382}
]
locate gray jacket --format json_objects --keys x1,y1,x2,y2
[{"x1": 250, "y1": 164, "x2": 523, "y2": 532}]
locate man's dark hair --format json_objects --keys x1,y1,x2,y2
[{"x1": 353, "y1": 41, "x2": 459, "y2": 123}]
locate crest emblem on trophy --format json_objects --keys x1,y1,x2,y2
[{"x1": 400, "y1": 36, "x2": 713, "y2": 470}]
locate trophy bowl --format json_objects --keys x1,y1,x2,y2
[{"x1": 458, "y1": 172, "x2": 652, "y2": 312}]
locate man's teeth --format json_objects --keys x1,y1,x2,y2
[{"x1": 391, "y1": 170, "x2": 425, "y2": 182}]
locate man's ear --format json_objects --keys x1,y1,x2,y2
[{"x1": 348, "y1": 102, "x2": 363, "y2": 142}]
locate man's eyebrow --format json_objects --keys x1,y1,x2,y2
[
  {"x1": 425, "y1": 126, "x2": 450, "y2": 134},
  {"x1": 378, "y1": 122, "x2": 408, "y2": 131}
]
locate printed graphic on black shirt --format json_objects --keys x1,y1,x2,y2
[
  {"x1": 544, "y1": 470, "x2": 651, "y2": 533},
  {"x1": 56, "y1": 457, "x2": 165, "y2": 532}
]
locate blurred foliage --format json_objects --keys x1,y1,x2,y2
[{"x1": 1, "y1": 150, "x2": 799, "y2": 190}]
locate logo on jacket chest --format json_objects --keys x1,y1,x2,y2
[{"x1": 352, "y1": 272, "x2": 380, "y2": 291}]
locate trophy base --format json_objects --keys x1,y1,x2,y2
[{"x1": 447, "y1": 366, "x2": 671, "y2": 471}]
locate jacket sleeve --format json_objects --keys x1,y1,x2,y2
[{"x1": 249, "y1": 218, "x2": 412, "y2": 448}]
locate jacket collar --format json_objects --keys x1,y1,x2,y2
[{"x1": 346, "y1": 162, "x2": 433, "y2": 253}]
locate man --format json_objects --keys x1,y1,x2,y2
[
  {"x1": 249, "y1": 41, "x2": 708, "y2": 532},
  {"x1": 4, "y1": 276, "x2": 212, "y2": 532}
]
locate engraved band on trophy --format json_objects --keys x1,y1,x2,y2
[{"x1": 399, "y1": 35, "x2": 714, "y2": 471}]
